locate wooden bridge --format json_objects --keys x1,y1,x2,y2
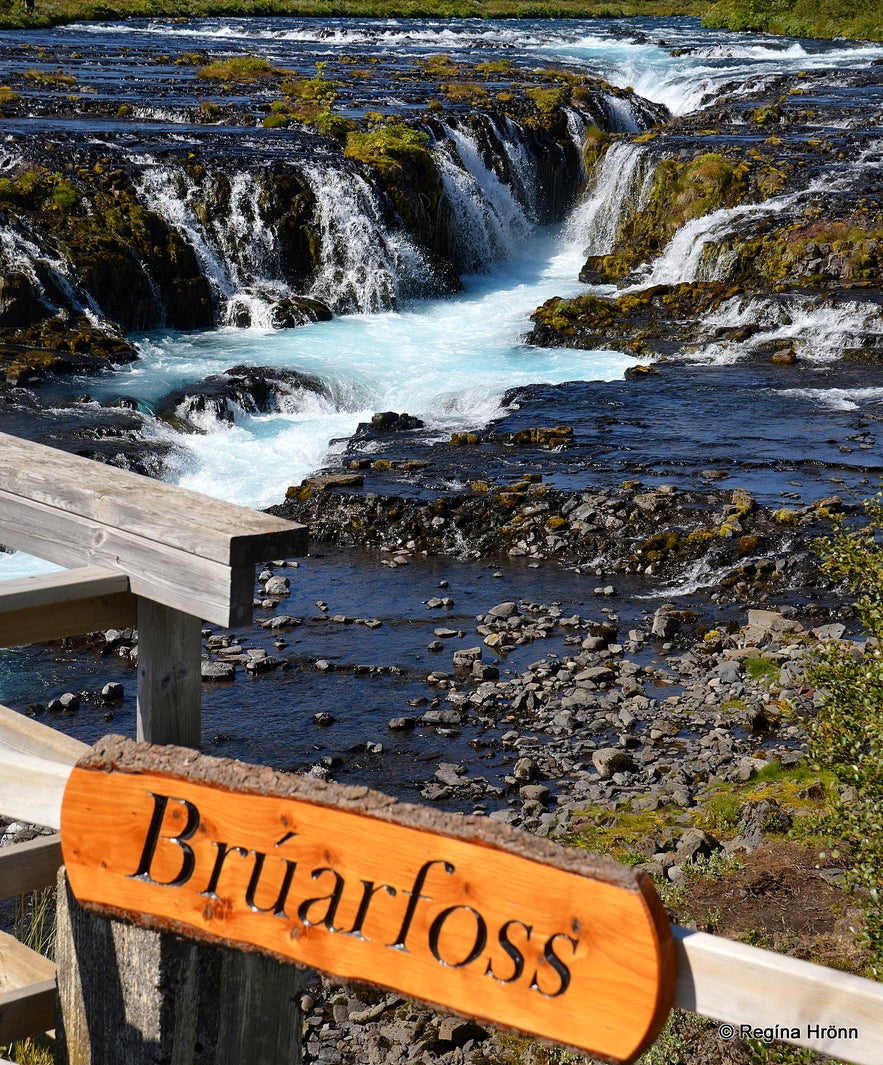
[{"x1": 0, "y1": 431, "x2": 882, "y2": 1065}]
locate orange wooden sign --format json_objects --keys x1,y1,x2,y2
[{"x1": 60, "y1": 736, "x2": 675, "y2": 1063}]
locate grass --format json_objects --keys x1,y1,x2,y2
[
  {"x1": 559, "y1": 762, "x2": 835, "y2": 865},
  {"x1": 0, "y1": 1, "x2": 712, "y2": 34}
]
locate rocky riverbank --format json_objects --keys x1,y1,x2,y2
[{"x1": 528, "y1": 66, "x2": 883, "y2": 362}]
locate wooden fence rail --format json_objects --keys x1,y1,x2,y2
[{"x1": 1, "y1": 432, "x2": 882, "y2": 1065}]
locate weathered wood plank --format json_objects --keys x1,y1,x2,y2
[
  {"x1": 0, "y1": 566, "x2": 128, "y2": 612},
  {"x1": 0, "y1": 749, "x2": 73, "y2": 829},
  {"x1": 0, "y1": 931, "x2": 56, "y2": 992},
  {"x1": 0, "y1": 431, "x2": 307, "y2": 568},
  {"x1": 0, "y1": 978, "x2": 56, "y2": 1044},
  {"x1": 0, "y1": 834, "x2": 63, "y2": 895},
  {"x1": 674, "y1": 926, "x2": 883, "y2": 1065},
  {"x1": 0, "y1": 567, "x2": 137, "y2": 647},
  {"x1": 136, "y1": 601, "x2": 202, "y2": 746},
  {"x1": 0, "y1": 489, "x2": 249, "y2": 627},
  {"x1": 55, "y1": 873, "x2": 303, "y2": 1065},
  {"x1": 0, "y1": 703, "x2": 87, "y2": 766}
]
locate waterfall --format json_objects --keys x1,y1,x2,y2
[
  {"x1": 631, "y1": 140, "x2": 883, "y2": 287},
  {"x1": 302, "y1": 165, "x2": 435, "y2": 314},
  {"x1": 135, "y1": 164, "x2": 288, "y2": 325},
  {"x1": 432, "y1": 120, "x2": 532, "y2": 272},
  {"x1": 567, "y1": 142, "x2": 650, "y2": 257},
  {"x1": 601, "y1": 93, "x2": 641, "y2": 133},
  {"x1": 0, "y1": 222, "x2": 99, "y2": 319}
]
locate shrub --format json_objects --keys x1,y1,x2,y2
[{"x1": 808, "y1": 494, "x2": 883, "y2": 973}]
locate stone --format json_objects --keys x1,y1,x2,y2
[
  {"x1": 201, "y1": 661, "x2": 235, "y2": 681},
  {"x1": 263, "y1": 576, "x2": 291, "y2": 598},
  {"x1": 592, "y1": 748, "x2": 635, "y2": 779},
  {"x1": 675, "y1": 827, "x2": 722, "y2": 863}
]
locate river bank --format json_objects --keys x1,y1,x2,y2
[{"x1": 1, "y1": 18, "x2": 882, "y2": 1062}]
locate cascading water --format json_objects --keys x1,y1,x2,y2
[
  {"x1": 569, "y1": 142, "x2": 650, "y2": 257},
  {"x1": 431, "y1": 120, "x2": 533, "y2": 272},
  {"x1": 135, "y1": 164, "x2": 289, "y2": 325},
  {"x1": 302, "y1": 165, "x2": 436, "y2": 314}
]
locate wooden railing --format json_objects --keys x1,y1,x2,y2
[
  {"x1": 1, "y1": 432, "x2": 882, "y2": 1065},
  {"x1": 0, "y1": 430, "x2": 306, "y2": 1058}
]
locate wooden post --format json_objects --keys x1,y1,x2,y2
[
  {"x1": 136, "y1": 599, "x2": 203, "y2": 747},
  {"x1": 55, "y1": 873, "x2": 304, "y2": 1065}
]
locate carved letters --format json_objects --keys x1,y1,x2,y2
[{"x1": 61, "y1": 737, "x2": 676, "y2": 1064}]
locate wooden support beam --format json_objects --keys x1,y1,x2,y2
[
  {"x1": 0, "y1": 749, "x2": 73, "y2": 829},
  {"x1": 0, "y1": 702, "x2": 84, "y2": 825},
  {"x1": 0, "y1": 978, "x2": 56, "y2": 1045},
  {"x1": 0, "y1": 566, "x2": 136, "y2": 647},
  {"x1": 55, "y1": 874, "x2": 303, "y2": 1065},
  {"x1": 0, "y1": 834, "x2": 63, "y2": 895},
  {"x1": 0, "y1": 702, "x2": 88, "y2": 766},
  {"x1": 0, "y1": 931, "x2": 56, "y2": 1044},
  {"x1": 0, "y1": 431, "x2": 307, "y2": 628},
  {"x1": 136, "y1": 600, "x2": 202, "y2": 747}
]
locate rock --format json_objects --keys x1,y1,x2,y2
[
  {"x1": 675, "y1": 827, "x2": 722, "y2": 863},
  {"x1": 201, "y1": 661, "x2": 235, "y2": 681},
  {"x1": 367, "y1": 411, "x2": 425, "y2": 433},
  {"x1": 261, "y1": 614, "x2": 303, "y2": 629},
  {"x1": 592, "y1": 748, "x2": 636, "y2": 779},
  {"x1": 100, "y1": 682, "x2": 124, "y2": 701},
  {"x1": 421, "y1": 709, "x2": 462, "y2": 726},
  {"x1": 387, "y1": 716, "x2": 416, "y2": 731},
  {"x1": 513, "y1": 757, "x2": 539, "y2": 782},
  {"x1": 437, "y1": 1018, "x2": 489, "y2": 1047},
  {"x1": 453, "y1": 647, "x2": 482, "y2": 668},
  {"x1": 486, "y1": 601, "x2": 519, "y2": 619},
  {"x1": 734, "y1": 799, "x2": 792, "y2": 852},
  {"x1": 262, "y1": 576, "x2": 291, "y2": 598}
]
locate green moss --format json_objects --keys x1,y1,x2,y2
[
  {"x1": 0, "y1": 87, "x2": 20, "y2": 112},
  {"x1": 745, "y1": 655, "x2": 780, "y2": 683},
  {"x1": 582, "y1": 124, "x2": 611, "y2": 173},
  {"x1": 344, "y1": 121, "x2": 432, "y2": 176},
  {"x1": 525, "y1": 84, "x2": 568, "y2": 113},
  {"x1": 441, "y1": 81, "x2": 488, "y2": 104},
  {"x1": 196, "y1": 55, "x2": 282, "y2": 83},
  {"x1": 24, "y1": 68, "x2": 76, "y2": 88},
  {"x1": 475, "y1": 58, "x2": 515, "y2": 75},
  {"x1": 416, "y1": 53, "x2": 461, "y2": 78}
]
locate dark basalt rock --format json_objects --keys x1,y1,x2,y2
[
  {"x1": 269, "y1": 296, "x2": 333, "y2": 329},
  {"x1": 269, "y1": 477, "x2": 842, "y2": 601},
  {"x1": 157, "y1": 365, "x2": 332, "y2": 430}
]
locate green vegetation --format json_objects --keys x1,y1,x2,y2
[
  {"x1": 745, "y1": 654, "x2": 780, "y2": 683},
  {"x1": 195, "y1": 54, "x2": 283, "y2": 82},
  {"x1": 23, "y1": 67, "x2": 76, "y2": 88},
  {"x1": 559, "y1": 762, "x2": 831, "y2": 865},
  {"x1": 344, "y1": 119, "x2": 432, "y2": 176},
  {"x1": 0, "y1": 167, "x2": 80, "y2": 212},
  {"x1": 809, "y1": 495, "x2": 883, "y2": 974},
  {"x1": 0, "y1": 0, "x2": 873, "y2": 42},
  {"x1": 0, "y1": 1, "x2": 710, "y2": 35},
  {"x1": 703, "y1": 0, "x2": 882, "y2": 43}
]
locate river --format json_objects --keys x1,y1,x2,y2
[{"x1": 0, "y1": 16, "x2": 882, "y2": 800}]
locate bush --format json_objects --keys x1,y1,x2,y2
[{"x1": 808, "y1": 494, "x2": 883, "y2": 973}]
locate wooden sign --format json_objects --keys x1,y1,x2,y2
[{"x1": 60, "y1": 736, "x2": 675, "y2": 1063}]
